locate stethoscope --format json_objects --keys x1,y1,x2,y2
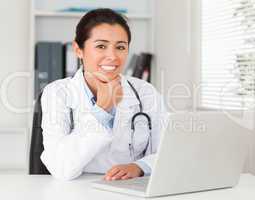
[
  {"x1": 82, "y1": 69, "x2": 152, "y2": 161},
  {"x1": 127, "y1": 80, "x2": 152, "y2": 161}
]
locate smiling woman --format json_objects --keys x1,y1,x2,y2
[
  {"x1": 74, "y1": 23, "x2": 128, "y2": 81},
  {"x1": 40, "y1": 8, "x2": 168, "y2": 181},
  {"x1": 73, "y1": 8, "x2": 130, "y2": 82}
]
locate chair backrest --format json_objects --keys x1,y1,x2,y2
[{"x1": 29, "y1": 91, "x2": 50, "y2": 174}]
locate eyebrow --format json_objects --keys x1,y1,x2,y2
[{"x1": 94, "y1": 39, "x2": 128, "y2": 44}]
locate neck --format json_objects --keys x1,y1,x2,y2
[{"x1": 83, "y1": 72, "x2": 97, "y2": 97}]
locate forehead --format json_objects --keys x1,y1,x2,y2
[{"x1": 88, "y1": 23, "x2": 128, "y2": 42}]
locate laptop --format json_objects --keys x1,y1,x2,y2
[{"x1": 92, "y1": 112, "x2": 248, "y2": 197}]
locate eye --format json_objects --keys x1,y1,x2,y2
[
  {"x1": 116, "y1": 45, "x2": 126, "y2": 50},
  {"x1": 96, "y1": 44, "x2": 106, "y2": 49}
]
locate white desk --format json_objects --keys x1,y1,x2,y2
[{"x1": 0, "y1": 174, "x2": 254, "y2": 200}]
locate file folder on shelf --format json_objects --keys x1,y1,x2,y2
[{"x1": 34, "y1": 42, "x2": 64, "y2": 97}]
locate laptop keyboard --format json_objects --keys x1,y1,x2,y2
[{"x1": 93, "y1": 176, "x2": 149, "y2": 192}]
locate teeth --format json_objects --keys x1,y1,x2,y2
[{"x1": 101, "y1": 65, "x2": 116, "y2": 71}]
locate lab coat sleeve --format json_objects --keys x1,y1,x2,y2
[
  {"x1": 134, "y1": 160, "x2": 151, "y2": 175},
  {"x1": 135, "y1": 89, "x2": 170, "y2": 173},
  {"x1": 40, "y1": 83, "x2": 112, "y2": 181}
]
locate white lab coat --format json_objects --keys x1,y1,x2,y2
[{"x1": 41, "y1": 68, "x2": 169, "y2": 180}]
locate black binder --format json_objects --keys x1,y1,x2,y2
[
  {"x1": 132, "y1": 53, "x2": 153, "y2": 82},
  {"x1": 34, "y1": 42, "x2": 64, "y2": 97}
]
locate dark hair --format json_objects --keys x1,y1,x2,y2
[{"x1": 75, "y1": 8, "x2": 131, "y2": 49}]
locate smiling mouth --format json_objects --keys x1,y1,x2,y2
[{"x1": 100, "y1": 65, "x2": 117, "y2": 72}]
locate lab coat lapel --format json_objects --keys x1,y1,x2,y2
[
  {"x1": 69, "y1": 68, "x2": 110, "y2": 133},
  {"x1": 69, "y1": 68, "x2": 92, "y2": 111}
]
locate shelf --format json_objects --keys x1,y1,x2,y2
[{"x1": 34, "y1": 10, "x2": 152, "y2": 20}]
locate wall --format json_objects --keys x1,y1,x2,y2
[
  {"x1": 154, "y1": 0, "x2": 194, "y2": 112},
  {"x1": 0, "y1": 0, "x2": 30, "y2": 172}
]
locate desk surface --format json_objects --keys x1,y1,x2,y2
[{"x1": 0, "y1": 174, "x2": 254, "y2": 200}]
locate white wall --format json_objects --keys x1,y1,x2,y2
[
  {"x1": 0, "y1": 0, "x2": 30, "y2": 172},
  {"x1": 155, "y1": 0, "x2": 194, "y2": 112}
]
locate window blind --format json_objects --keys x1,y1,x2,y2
[{"x1": 201, "y1": 0, "x2": 255, "y2": 110}]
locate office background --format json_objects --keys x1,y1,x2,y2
[{"x1": 0, "y1": 0, "x2": 254, "y2": 174}]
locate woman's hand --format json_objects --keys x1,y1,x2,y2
[
  {"x1": 104, "y1": 163, "x2": 144, "y2": 181},
  {"x1": 95, "y1": 75, "x2": 123, "y2": 111}
]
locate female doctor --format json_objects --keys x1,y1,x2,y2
[{"x1": 41, "y1": 8, "x2": 168, "y2": 181}]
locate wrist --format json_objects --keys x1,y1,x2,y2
[
  {"x1": 130, "y1": 163, "x2": 144, "y2": 177},
  {"x1": 96, "y1": 102, "x2": 111, "y2": 112}
]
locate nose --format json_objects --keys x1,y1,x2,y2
[{"x1": 105, "y1": 47, "x2": 118, "y2": 60}]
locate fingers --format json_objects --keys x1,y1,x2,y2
[
  {"x1": 105, "y1": 169, "x2": 127, "y2": 181},
  {"x1": 93, "y1": 71, "x2": 121, "y2": 84},
  {"x1": 93, "y1": 71, "x2": 111, "y2": 83},
  {"x1": 104, "y1": 167, "x2": 120, "y2": 180},
  {"x1": 109, "y1": 76, "x2": 121, "y2": 87},
  {"x1": 104, "y1": 165, "x2": 128, "y2": 181},
  {"x1": 111, "y1": 170, "x2": 127, "y2": 180},
  {"x1": 104, "y1": 164, "x2": 142, "y2": 181},
  {"x1": 94, "y1": 74, "x2": 121, "y2": 89},
  {"x1": 111, "y1": 75, "x2": 121, "y2": 82},
  {"x1": 121, "y1": 173, "x2": 132, "y2": 180},
  {"x1": 93, "y1": 73, "x2": 122, "y2": 111}
]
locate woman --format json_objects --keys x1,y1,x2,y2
[{"x1": 41, "y1": 8, "x2": 168, "y2": 181}]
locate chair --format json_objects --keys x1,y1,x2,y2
[{"x1": 29, "y1": 91, "x2": 50, "y2": 174}]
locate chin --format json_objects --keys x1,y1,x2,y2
[{"x1": 97, "y1": 72, "x2": 119, "y2": 83}]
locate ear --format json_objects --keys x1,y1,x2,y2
[{"x1": 72, "y1": 41, "x2": 83, "y2": 59}]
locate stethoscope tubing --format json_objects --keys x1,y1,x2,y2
[{"x1": 127, "y1": 80, "x2": 152, "y2": 161}]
